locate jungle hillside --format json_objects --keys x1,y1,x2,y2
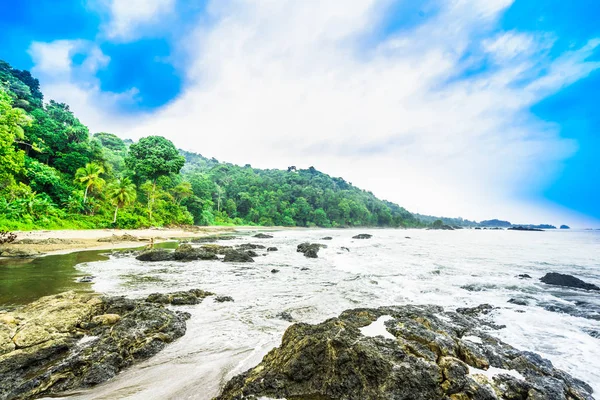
[{"x1": 0, "y1": 60, "x2": 421, "y2": 230}]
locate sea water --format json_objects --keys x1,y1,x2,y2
[{"x1": 58, "y1": 228, "x2": 599, "y2": 399}]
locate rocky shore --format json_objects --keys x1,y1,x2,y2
[
  {"x1": 216, "y1": 305, "x2": 594, "y2": 400},
  {"x1": 0, "y1": 291, "x2": 202, "y2": 400}
]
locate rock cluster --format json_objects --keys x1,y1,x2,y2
[
  {"x1": 216, "y1": 305, "x2": 593, "y2": 400},
  {"x1": 146, "y1": 289, "x2": 214, "y2": 305},
  {"x1": 135, "y1": 243, "x2": 264, "y2": 263},
  {"x1": 0, "y1": 291, "x2": 189, "y2": 400},
  {"x1": 297, "y1": 243, "x2": 327, "y2": 258}
]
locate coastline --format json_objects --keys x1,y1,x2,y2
[{"x1": 0, "y1": 227, "x2": 245, "y2": 258}]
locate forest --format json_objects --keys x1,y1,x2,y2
[{"x1": 0, "y1": 60, "x2": 422, "y2": 230}]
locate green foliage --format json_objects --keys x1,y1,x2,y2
[
  {"x1": 0, "y1": 59, "x2": 423, "y2": 230},
  {"x1": 125, "y1": 136, "x2": 185, "y2": 183}
]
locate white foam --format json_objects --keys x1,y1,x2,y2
[
  {"x1": 463, "y1": 335, "x2": 483, "y2": 344},
  {"x1": 360, "y1": 315, "x2": 396, "y2": 340},
  {"x1": 470, "y1": 366, "x2": 525, "y2": 381}
]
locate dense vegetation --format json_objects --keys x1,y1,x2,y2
[{"x1": 0, "y1": 60, "x2": 421, "y2": 230}]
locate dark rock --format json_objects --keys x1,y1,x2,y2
[
  {"x1": 276, "y1": 311, "x2": 294, "y2": 322},
  {"x1": 405, "y1": 236, "x2": 411, "y2": 239},
  {"x1": 271, "y1": 269, "x2": 280, "y2": 274},
  {"x1": 517, "y1": 274, "x2": 532, "y2": 279},
  {"x1": 200, "y1": 244, "x2": 231, "y2": 255},
  {"x1": 297, "y1": 243, "x2": 326, "y2": 258},
  {"x1": 540, "y1": 272, "x2": 599, "y2": 291},
  {"x1": 352, "y1": 233, "x2": 373, "y2": 239},
  {"x1": 0, "y1": 292, "x2": 188, "y2": 400},
  {"x1": 300, "y1": 267, "x2": 310, "y2": 271},
  {"x1": 321, "y1": 236, "x2": 333, "y2": 240},
  {"x1": 341, "y1": 246, "x2": 350, "y2": 252},
  {"x1": 146, "y1": 289, "x2": 214, "y2": 305},
  {"x1": 214, "y1": 296, "x2": 234, "y2": 303},
  {"x1": 136, "y1": 249, "x2": 174, "y2": 262},
  {"x1": 236, "y1": 243, "x2": 266, "y2": 250},
  {"x1": 267, "y1": 247, "x2": 278, "y2": 251},
  {"x1": 245, "y1": 250, "x2": 259, "y2": 257},
  {"x1": 428, "y1": 225, "x2": 455, "y2": 231},
  {"x1": 223, "y1": 250, "x2": 254, "y2": 263},
  {"x1": 215, "y1": 305, "x2": 593, "y2": 400},
  {"x1": 253, "y1": 233, "x2": 273, "y2": 239},
  {"x1": 304, "y1": 248, "x2": 319, "y2": 258},
  {"x1": 78, "y1": 276, "x2": 94, "y2": 283},
  {"x1": 170, "y1": 244, "x2": 219, "y2": 261}
]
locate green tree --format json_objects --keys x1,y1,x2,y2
[
  {"x1": 0, "y1": 87, "x2": 31, "y2": 192},
  {"x1": 172, "y1": 181, "x2": 193, "y2": 205},
  {"x1": 74, "y1": 162, "x2": 105, "y2": 204},
  {"x1": 125, "y1": 136, "x2": 185, "y2": 184},
  {"x1": 106, "y1": 178, "x2": 137, "y2": 223}
]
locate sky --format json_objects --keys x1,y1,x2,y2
[{"x1": 1, "y1": 0, "x2": 599, "y2": 227}]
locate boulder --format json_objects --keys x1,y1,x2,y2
[
  {"x1": 136, "y1": 249, "x2": 174, "y2": 262},
  {"x1": 253, "y1": 233, "x2": 273, "y2": 239},
  {"x1": 236, "y1": 243, "x2": 266, "y2": 250},
  {"x1": 352, "y1": 233, "x2": 373, "y2": 239},
  {"x1": 517, "y1": 274, "x2": 532, "y2": 279},
  {"x1": 146, "y1": 289, "x2": 214, "y2": 305},
  {"x1": 223, "y1": 250, "x2": 254, "y2": 263},
  {"x1": 215, "y1": 305, "x2": 593, "y2": 400},
  {"x1": 267, "y1": 247, "x2": 278, "y2": 252},
  {"x1": 271, "y1": 269, "x2": 280, "y2": 274},
  {"x1": 540, "y1": 273, "x2": 600, "y2": 291},
  {"x1": 0, "y1": 291, "x2": 187, "y2": 400},
  {"x1": 200, "y1": 244, "x2": 231, "y2": 255},
  {"x1": 297, "y1": 243, "x2": 327, "y2": 258},
  {"x1": 321, "y1": 236, "x2": 333, "y2": 240},
  {"x1": 214, "y1": 296, "x2": 234, "y2": 303}
]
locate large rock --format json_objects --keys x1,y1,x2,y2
[
  {"x1": 173, "y1": 244, "x2": 219, "y2": 261},
  {"x1": 223, "y1": 250, "x2": 254, "y2": 263},
  {"x1": 146, "y1": 289, "x2": 214, "y2": 305},
  {"x1": 540, "y1": 273, "x2": 600, "y2": 291},
  {"x1": 216, "y1": 305, "x2": 593, "y2": 400},
  {"x1": 136, "y1": 249, "x2": 173, "y2": 262},
  {"x1": 352, "y1": 233, "x2": 373, "y2": 239},
  {"x1": 0, "y1": 291, "x2": 188, "y2": 400},
  {"x1": 297, "y1": 243, "x2": 327, "y2": 258},
  {"x1": 253, "y1": 233, "x2": 274, "y2": 239}
]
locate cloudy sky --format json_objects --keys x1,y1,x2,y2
[{"x1": 2, "y1": 0, "x2": 599, "y2": 226}]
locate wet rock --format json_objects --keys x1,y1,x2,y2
[
  {"x1": 297, "y1": 242, "x2": 326, "y2": 258},
  {"x1": 223, "y1": 250, "x2": 254, "y2": 263},
  {"x1": 200, "y1": 244, "x2": 231, "y2": 255},
  {"x1": 517, "y1": 274, "x2": 532, "y2": 279},
  {"x1": 253, "y1": 233, "x2": 273, "y2": 239},
  {"x1": 352, "y1": 233, "x2": 373, "y2": 239},
  {"x1": 267, "y1": 247, "x2": 278, "y2": 252},
  {"x1": 300, "y1": 267, "x2": 310, "y2": 271},
  {"x1": 456, "y1": 304, "x2": 494, "y2": 316},
  {"x1": 136, "y1": 249, "x2": 173, "y2": 262},
  {"x1": 540, "y1": 272, "x2": 600, "y2": 291},
  {"x1": 0, "y1": 291, "x2": 188, "y2": 400},
  {"x1": 146, "y1": 289, "x2": 214, "y2": 305},
  {"x1": 405, "y1": 236, "x2": 411, "y2": 239},
  {"x1": 214, "y1": 296, "x2": 234, "y2": 303},
  {"x1": 110, "y1": 249, "x2": 140, "y2": 258},
  {"x1": 271, "y1": 269, "x2": 280, "y2": 274},
  {"x1": 236, "y1": 243, "x2": 266, "y2": 250},
  {"x1": 276, "y1": 312, "x2": 294, "y2": 322},
  {"x1": 78, "y1": 276, "x2": 94, "y2": 283},
  {"x1": 245, "y1": 250, "x2": 259, "y2": 257},
  {"x1": 321, "y1": 236, "x2": 333, "y2": 240},
  {"x1": 216, "y1": 305, "x2": 593, "y2": 400},
  {"x1": 341, "y1": 246, "x2": 350, "y2": 252}
]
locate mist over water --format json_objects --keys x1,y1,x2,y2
[{"x1": 61, "y1": 229, "x2": 599, "y2": 399}]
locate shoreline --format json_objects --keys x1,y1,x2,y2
[{"x1": 0, "y1": 227, "x2": 253, "y2": 258}]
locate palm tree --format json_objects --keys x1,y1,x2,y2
[
  {"x1": 74, "y1": 162, "x2": 105, "y2": 204},
  {"x1": 106, "y1": 178, "x2": 136, "y2": 223}
]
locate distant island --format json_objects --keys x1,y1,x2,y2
[{"x1": 416, "y1": 215, "x2": 568, "y2": 230}]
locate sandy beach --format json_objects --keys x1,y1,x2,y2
[{"x1": 0, "y1": 227, "x2": 245, "y2": 257}]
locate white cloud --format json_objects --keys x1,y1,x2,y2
[
  {"x1": 103, "y1": 0, "x2": 175, "y2": 41},
  {"x1": 33, "y1": 0, "x2": 600, "y2": 226}
]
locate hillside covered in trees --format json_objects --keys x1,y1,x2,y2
[{"x1": 0, "y1": 60, "x2": 421, "y2": 230}]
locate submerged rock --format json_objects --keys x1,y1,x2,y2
[
  {"x1": 267, "y1": 247, "x2": 278, "y2": 252},
  {"x1": 223, "y1": 250, "x2": 254, "y2": 263},
  {"x1": 253, "y1": 233, "x2": 273, "y2": 239},
  {"x1": 216, "y1": 305, "x2": 593, "y2": 400},
  {"x1": 0, "y1": 291, "x2": 188, "y2": 400},
  {"x1": 540, "y1": 272, "x2": 599, "y2": 291},
  {"x1": 146, "y1": 289, "x2": 214, "y2": 305},
  {"x1": 352, "y1": 233, "x2": 373, "y2": 239}
]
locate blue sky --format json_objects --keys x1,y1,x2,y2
[{"x1": 0, "y1": 0, "x2": 598, "y2": 225}]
